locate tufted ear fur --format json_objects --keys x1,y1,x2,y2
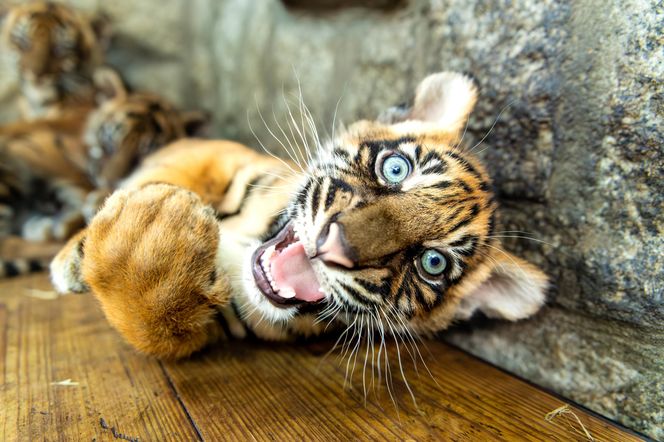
[
  {"x1": 93, "y1": 66, "x2": 127, "y2": 103},
  {"x1": 382, "y1": 72, "x2": 478, "y2": 140},
  {"x1": 453, "y1": 250, "x2": 548, "y2": 322}
]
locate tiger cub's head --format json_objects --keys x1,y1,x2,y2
[
  {"x1": 249, "y1": 72, "x2": 548, "y2": 335},
  {"x1": 1, "y1": 1, "x2": 109, "y2": 115},
  {"x1": 83, "y1": 68, "x2": 209, "y2": 188}
]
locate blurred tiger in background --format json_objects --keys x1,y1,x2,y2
[
  {"x1": 0, "y1": 68, "x2": 209, "y2": 277},
  {"x1": 81, "y1": 68, "x2": 209, "y2": 220},
  {"x1": 0, "y1": 1, "x2": 110, "y2": 119}
]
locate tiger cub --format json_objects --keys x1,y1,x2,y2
[
  {"x1": 0, "y1": 69, "x2": 208, "y2": 276},
  {"x1": 0, "y1": 1, "x2": 109, "y2": 119},
  {"x1": 80, "y1": 68, "x2": 209, "y2": 219},
  {"x1": 51, "y1": 72, "x2": 548, "y2": 359},
  {"x1": 0, "y1": 107, "x2": 93, "y2": 242}
]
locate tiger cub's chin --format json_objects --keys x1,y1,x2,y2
[{"x1": 239, "y1": 71, "x2": 548, "y2": 338}]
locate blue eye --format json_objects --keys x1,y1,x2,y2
[
  {"x1": 420, "y1": 249, "x2": 446, "y2": 276},
  {"x1": 381, "y1": 154, "x2": 410, "y2": 184}
]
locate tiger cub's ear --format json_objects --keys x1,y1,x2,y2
[
  {"x1": 382, "y1": 72, "x2": 478, "y2": 140},
  {"x1": 0, "y1": 5, "x2": 9, "y2": 31},
  {"x1": 90, "y1": 12, "x2": 112, "y2": 51},
  {"x1": 453, "y1": 250, "x2": 548, "y2": 322},
  {"x1": 93, "y1": 66, "x2": 127, "y2": 103},
  {"x1": 181, "y1": 110, "x2": 211, "y2": 137}
]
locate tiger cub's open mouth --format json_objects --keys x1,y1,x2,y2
[{"x1": 252, "y1": 222, "x2": 326, "y2": 308}]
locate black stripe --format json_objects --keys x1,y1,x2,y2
[
  {"x1": 214, "y1": 309, "x2": 233, "y2": 339},
  {"x1": 444, "y1": 206, "x2": 464, "y2": 223},
  {"x1": 447, "y1": 204, "x2": 480, "y2": 234},
  {"x1": 449, "y1": 235, "x2": 479, "y2": 257},
  {"x1": 456, "y1": 180, "x2": 473, "y2": 193},
  {"x1": 339, "y1": 282, "x2": 377, "y2": 308},
  {"x1": 29, "y1": 259, "x2": 43, "y2": 272},
  {"x1": 421, "y1": 163, "x2": 447, "y2": 175},
  {"x1": 296, "y1": 179, "x2": 313, "y2": 211},
  {"x1": 406, "y1": 271, "x2": 430, "y2": 308},
  {"x1": 126, "y1": 111, "x2": 146, "y2": 120},
  {"x1": 391, "y1": 270, "x2": 411, "y2": 308},
  {"x1": 444, "y1": 151, "x2": 482, "y2": 180},
  {"x1": 77, "y1": 236, "x2": 86, "y2": 257},
  {"x1": 447, "y1": 260, "x2": 467, "y2": 286},
  {"x1": 310, "y1": 180, "x2": 321, "y2": 219},
  {"x1": 4, "y1": 261, "x2": 19, "y2": 277},
  {"x1": 332, "y1": 148, "x2": 350, "y2": 161},
  {"x1": 324, "y1": 178, "x2": 353, "y2": 212},
  {"x1": 487, "y1": 211, "x2": 496, "y2": 237},
  {"x1": 409, "y1": 278, "x2": 427, "y2": 314},
  {"x1": 215, "y1": 174, "x2": 267, "y2": 221},
  {"x1": 332, "y1": 287, "x2": 365, "y2": 314},
  {"x1": 420, "y1": 151, "x2": 442, "y2": 165},
  {"x1": 356, "y1": 277, "x2": 391, "y2": 298},
  {"x1": 358, "y1": 136, "x2": 416, "y2": 168}
]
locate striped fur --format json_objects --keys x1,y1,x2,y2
[{"x1": 51, "y1": 72, "x2": 548, "y2": 359}]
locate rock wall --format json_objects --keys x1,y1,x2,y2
[{"x1": 1, "y1": 0, "x2": 661, "y2": 437}]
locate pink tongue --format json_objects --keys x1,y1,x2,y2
[{"x1": 270, "y1": 241, "x2": 324, "y2": 302}]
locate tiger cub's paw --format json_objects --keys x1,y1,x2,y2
[
  {"x1": 23, "y1": 211, "x2": 85, "y2": 242},
  {"x1": 56, "y1": 184, "x2": 230, "y2": 358}
]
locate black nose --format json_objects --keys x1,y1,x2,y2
[{"x1": 315, "y1": 222, "x2": 355, "y2": 268}]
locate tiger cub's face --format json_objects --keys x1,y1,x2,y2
[
  {"x1": 1, "y1": 1, "x2": 107, "y2": 114},
  {"x1": 248, "y1": 72, "x2": 548, "y2": 336},
  {"x1": 83, "y1": 69, "x2": 208, "y2": 188}
]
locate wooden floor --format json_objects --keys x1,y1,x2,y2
[{"x1": 0, "y1": 274, "x2": 641, "y2": 441}]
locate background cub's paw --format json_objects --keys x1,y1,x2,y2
[
  {"x1": 22, "y1": 211, "x2": 85, "y2": 242},
  {"x1": 22, "y1": 215, "x2": 56, "y2": 242},
  {"x1": 81, "y1": 184, "x2": 229, "y2": 358},
  {"x1": 50, "y1": 230, "x2": 88, "y2": 293}
]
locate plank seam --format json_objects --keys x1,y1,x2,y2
[{"x1": 159, "y1": 361, "x2": 205, "y2": 442}]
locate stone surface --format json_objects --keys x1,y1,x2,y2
[{"x1": 0, "y1": 0, "x2": 661, "y2": 437}]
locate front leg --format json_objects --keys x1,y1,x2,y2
[
  {"x1": 21, "y1": 184, "x2": 87, "y2": 242},
  {"x1": 51, "y1": 184, "x2": 231, "y2": 359}
]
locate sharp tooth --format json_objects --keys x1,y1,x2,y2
[{"x1": 279, "y1": 288, "x2": 296, "y2": 298}]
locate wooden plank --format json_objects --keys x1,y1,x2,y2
[
  {"x1": 163, "y1": 333, "x2": 642, "y2": 440},
  {"x1": 0, "y1": 274, "x2": 199, "y2": 441},
  {"x1": 0, "y1": 273, "x2": 643, "y2": 441}
]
